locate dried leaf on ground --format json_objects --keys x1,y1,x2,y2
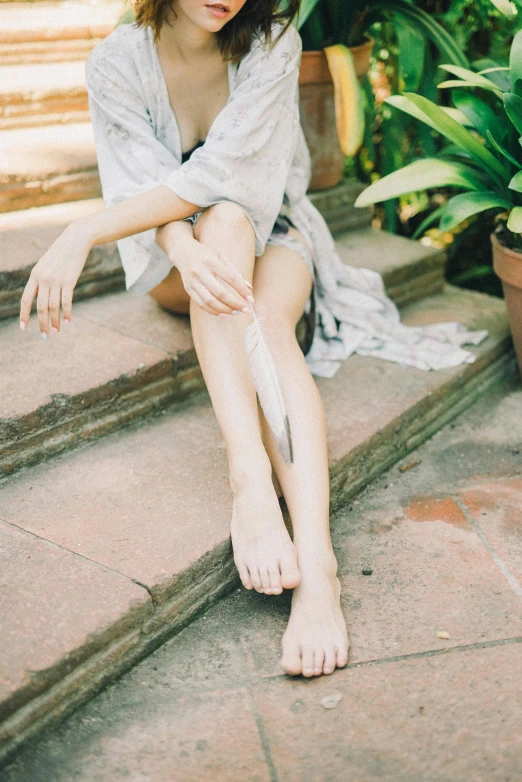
[
  {"x1": 321, "y1": 693, "x2": 343, "y2": 710},
  {"x1": 399, "y1": 459, "x2": 422, "y2": 473}
]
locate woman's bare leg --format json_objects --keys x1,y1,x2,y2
[
  {"x1": 179, "y1": 202, "x2": 301, "y2": 594},
  {"x1": 252, "y1": 234, "x2": 349, "y2": 678}
]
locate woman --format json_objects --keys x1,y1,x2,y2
[{"x1": 19, "y1": 0, "x2": 485, "y2": 678}]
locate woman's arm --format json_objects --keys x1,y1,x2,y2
[
  {"x1": 19, "y1": 184, "x2": 252, "y2": 336},
  {"x1": 155, "y1": 216, "x2": 196, "y2": 260},
  {"x1": 18, "y1": 185, "x2": 195, "y2": 335}
]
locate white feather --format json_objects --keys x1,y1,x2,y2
[{"x1": 243, "y1": 301, "x2": 293, "y2": 465}]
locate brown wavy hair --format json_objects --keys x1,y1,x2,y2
[{"x1": 129, "y1": 0, "x2": 302, "y2": 64}]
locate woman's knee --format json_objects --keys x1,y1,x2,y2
[
  {"x1": 193, "y1": 202, "x2": 253, "y2": 240},
  {"x1": 254, "y1": 302, "x2": 299, "y2": 345}
]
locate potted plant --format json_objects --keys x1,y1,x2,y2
[
  {"x1": 295, "y1": 0, "x2": 468, "y2": 190},
  {"x1": 355, "y1": 27, "x2": 522, "y2": 372}
]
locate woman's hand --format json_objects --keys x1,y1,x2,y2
[
  {"x1": 19, "y1": 223, "x2": 92, "y2": 338},
  {"x1": 173, "y1": 236, "x2": 254, "y2": 316}
]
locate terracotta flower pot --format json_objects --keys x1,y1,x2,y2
[
  {"x1": 299, "y1": 38, "x2": 374, "y2": 192},
  {"x1": 491, "y1": 232, "x2": 522, "y2": 373}
]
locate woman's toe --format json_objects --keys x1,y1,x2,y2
[
  {"x1": 281, "y1": 642, "x2": 302, "y2": 676},
  {"x1": 323, "y1": 648, "x2": 337, "y2": 675},
  {"x1": 268, "y1": 566, "x2": 283, "y2": 595},
  {"x1": 313, "y1": 648, "x2": 324, "y2": 676},
  {"x1": 249, "y1": 567, "x2": 264, "y2": 593},
  {"x1": 259, "y1": 567, "x2": 272, "y2": 594},
  {"x1": 238, "y1": 565, "x2": 253, "y2": 590},
  {"x1": 301, "y1": 647, "x2": 314, "y2": 678},
  {"x1": 336, "y1": 643, "x2": 349, "y2": 669},
  {"x1": 279, "y1": 553, "x2": 301, "y2": 590}
]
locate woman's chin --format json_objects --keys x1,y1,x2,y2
[{"x1": 195, "y1": 10, "x2": 231, "y2": 30}]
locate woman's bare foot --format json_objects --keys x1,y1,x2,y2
[
  {"x1": 281, "y1": 552, "x2": 349, "y2": 677},
  {"x1": 231, "y1": 474, "x2": 301, "y2": 595}
]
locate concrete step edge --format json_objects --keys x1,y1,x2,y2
[{"x1": 0, "y1": 289, "x2": 514, "y2": 766}]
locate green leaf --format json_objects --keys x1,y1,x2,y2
[
  {"x1": 442, "y1": 107, "x2": 473, "y2": 126},
  {"x1": 486, "y1": 130, "x2": 522, "y2": 168},
  {"x1": 439, "y1": 191, "x2": 511, "y2": 232},
  {"x1": 478, "y1": 67, "x2": 510, "y2": 75},
  {"x1": 438, "y1": 65, "x2": 503, "y2": 95},
  {"x1": 508, "y1": 170, "x2": 522, "y2": 191},
  {"x1": 293, "y1": 0, "x2": 320, "y2": 30},
  {"x1": 354, "y1": 159, "x2": 485, "y2": 208},
  {"x1": 386, "y1": 93, "x2": 508, "y2": 179},
  {"x1": 452, "y1": 91, "x2": 507, "y2": 143},
  {"x1": 452, "y1": 266, "x2": 497, "y2": 284},
  {"x1": 411, "y1": 204, "x2": 447, "y2": 239},
  {"x1": 382, "y1": 0, "x2": 468, "y2": 67},
  {"x1": 394, "y1": 19, "x2": 425, "y2": 92},
  {"x1": 509, "y1": 28, "x2": 522, "y2": 97},
  {"x1": 504, "y1": 93, "x2": 522, "y2": 137},
  {"x1": 437, "y1": 80, "x2": 504, "y2": 93},
  {"x1": 507, "y1": 206, "x2": 522, "y2": 231},
  {"x1": 474, "y1": 58, "x2": 511, "y2": 92}
]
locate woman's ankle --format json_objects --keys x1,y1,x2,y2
[
  {"x1": 229, "y1": 453, "x2": 273, "y2": 496},
  {"x1": 295, "y1": 544, "x2": 338, "y2": 580}
]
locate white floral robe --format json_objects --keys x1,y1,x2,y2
[{"x1": 85, "y1": 20, "x2": 487, "y2": 378}]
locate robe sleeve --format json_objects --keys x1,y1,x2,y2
[
  {"x1": 162, "y1": 22, "x2": 303, "y2": 257},
  {"x1": 85, "y1": 43, "x2": 187, "y2": 291}
]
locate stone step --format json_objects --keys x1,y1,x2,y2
[
  {"x1": 0, "y1": 38, "x2": 99, "y2": 66},
  {"x1": 0, "y1": 2, "x2": 121, "y2": 64},
  {"x1": 0, "y1": 122, "x2": 99, "y2": 212},
  {"x1": 0, "y1": 284, "x2": 514, "y2": 767},
  {"x1": 0, "y1": 61, "x2": 88, "y2": 130},
  {"x1": 0, "y1": 227, "x2": 447, "y2": 479}
]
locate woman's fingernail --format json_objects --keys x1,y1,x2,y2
[
  {"x1": 41, "y1": 332, "x2": 48, "y2": 341},
  {"x1": 64, "y1": 318, "x2": 70, "y2": 325},
  {"x1": 231, "y1": 310, "x2": 240, "y2": 315},
  {"x1": 19, "y1": 321, "x2": 26, "y2": 331},
  {"x1": 218, "y1": 312, "x2": 228, "y2": 318},
  {"x1": 242, "y1": 307, "x2": 250, "y2": 314},
  {"x1": 246, "y1": 295, "x2": 255, "y2": 304},
  {"x1": 51, "y1": 326, "x2": 58, "y2": 335}
]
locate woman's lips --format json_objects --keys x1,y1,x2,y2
[{"x1": 205, "y1": 4, "x2": 230, "y2": 17}]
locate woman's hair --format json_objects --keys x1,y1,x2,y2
[{"x1": 129, "y1": 0, "x2": 301, "y2": 64}]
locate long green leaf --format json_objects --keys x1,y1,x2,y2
[
  {"x1": 509, "y1": 29, "x2": 522, "y2": 97},
  {"x1": 394, "y1": 19, "x2": 425, "y2": 92},
  {"x1": 508, "y1": 170, "x2": 522, "y2": 191},
  {"x1": 387, "y1": 93, "x2": 508, "y2": 179},
  {"x1": 439, "y1": 191, "x2": 511, "y2": 232},
  {"x1": 507, "y1": 206, "x2": 522, "y2": 231},
  {"x1": 438, "y1": 65, "x2": 503, "y2": 95},
  {"x1": 412, "y1": 204, "x2": 447, "y2": 239},
  {"x1": 293, "y1": 0, "x2": 320, "y2": 30},
  {"x1": 442, "y1": 107, "x2": 473, "y2": 126},
  {"x1": 486, "y1": 130, "x2": 522, "y2": 168},
  {"x1": 381, "y1": 0, "x2": 468, "y2": 67},
  {"x1": 438, "y1": 79, "x2": 504, "y2": 93},
  {"x1": 504, "y1": 93, "x2": 522, "y2": 137},
  {"x1": 452, "y1": 91, "x2": 507, "y2": 143},
  {"x1": 474, "y1": 58, "x2": 511, "y2": 92},
  {"x1": 354, "y1": 159, "x2": 485, "y2": 207}
]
